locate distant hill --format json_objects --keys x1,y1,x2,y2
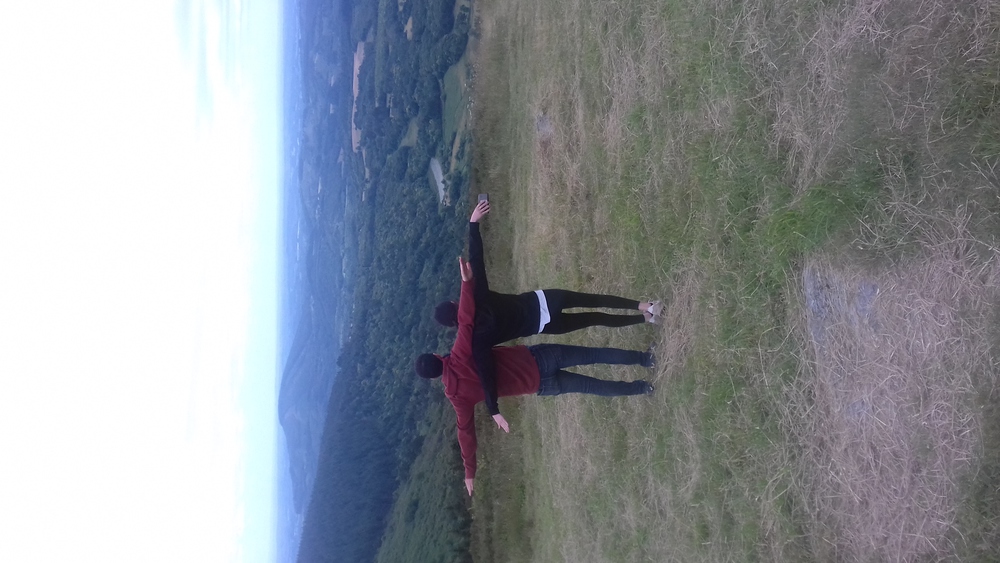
[
  {"x1": 281, "y1": 0, "x2": 476, "y2": 560},
  {"x1": 277, "y1": 228, "x2": 346, "y2": 512},
  {"x1": 277, "y1": 0, "x2": 355, "y2": 516}
]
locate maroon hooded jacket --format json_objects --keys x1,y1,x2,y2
[{"x1": 440, "y1": 277, "x2": 540, "y2": 478}]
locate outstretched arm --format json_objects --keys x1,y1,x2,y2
[
  {"x1": 471, "y1": 339, "x2": 511, "y2": 431},
  {"x1": 454, "y1": 258, "x2": 475, "y2": 350},
  {"x1": 465, "y1": 207, "x2": 509, "y2": 430},
  {"x1": 454, "y1": 400, "x2": 479, "y2": 485},
  {"x1": 468, "y1": 201, "x2": 490, "y2": 299},
  {"x1": 452, "y1": 273, "x2": 480, "y2": 484},
  {"x1": 472, "y1": 336, "x2": 501, "y2": 416}
]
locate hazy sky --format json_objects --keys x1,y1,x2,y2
[{"x1": 0, "y1": 1, "x2": 281, "y2": 562}]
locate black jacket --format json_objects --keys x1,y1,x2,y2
[{"x1": 468, "y1": 221, "x2": 541, "y2": 414}]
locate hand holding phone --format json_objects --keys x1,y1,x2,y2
[{"x1": 471, "y1": 196, "x2": 491, "y2": 223}]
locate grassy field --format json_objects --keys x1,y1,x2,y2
[{"x1": 464, "y1": 0, "x2": 1000, "y2": 561}]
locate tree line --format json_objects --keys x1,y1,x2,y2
[{"x1": 292, "y1": 0, "x2": 476, "y2": 561}]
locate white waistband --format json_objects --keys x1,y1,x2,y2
[{"x1": 535, "y1": 290, "x2": 550, "y2": 333}]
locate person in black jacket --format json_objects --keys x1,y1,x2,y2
[{"x1": 434, "y1": 200, "x2": 663, "y2": 340}]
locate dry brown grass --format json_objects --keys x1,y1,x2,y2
[{"x1": 797, "y1": 241, "x2": 999, "y2": 559}]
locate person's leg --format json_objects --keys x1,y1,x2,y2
[
  {"x1": 530, "y1": 344, "x2": 654, "y2": 397},
  {"x1": 545, "y1": 343, "x2": 654, "y2": 370},
  {"x1": 552, "y1": 370, "x2": 651, "y2": 396},
  {"x1": 544, "y1": 289, "x2": 640, "y2": 311},
  {"x1": 541, "y1": 289, "x2": 645, "y2": 334},
  {"x1": 530, "y1": 344, "x2": 560, "y2": 395},
  {"x1": 543, "y1": 312, "x2": 644, "y2": 334}
]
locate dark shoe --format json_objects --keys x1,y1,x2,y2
[
  {"x1": 642, "y1": 381, "x2": 655, "y2": 395},
  {"x1": 642, "y1": 352, "x2": 656, "y2": 369}
]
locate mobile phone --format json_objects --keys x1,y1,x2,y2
[{"x1": 478, "y1": 193, "x2": 489, "y2": 203}]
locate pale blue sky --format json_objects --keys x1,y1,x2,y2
[{"x1": 0, "y1": 1, "x2": 281, "y2": 562}]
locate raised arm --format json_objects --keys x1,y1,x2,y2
[
  {"x1": 468, "y1": 201, "x2": 490, "y2": 300},
  {"x1": 467, "y1": 202, "x2": 507, "y2": 424},
  {"x1": 472, "y1": 336, "x2": 501, "y2": 416},
  {"x1": 453, "y1": 258, "x2": 476, "y2": 354}
]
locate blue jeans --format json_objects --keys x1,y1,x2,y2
[{"x1": 529, "y1": 344, "x2": 651, "y2": 396}]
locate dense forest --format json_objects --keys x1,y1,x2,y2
[{"x1": 285, "y1": 0, "x2": 477, "y2": 561}]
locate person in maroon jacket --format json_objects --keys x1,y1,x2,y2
[
  {"x1": 414, "y1": 256, "x2": 654, "y2": 496},
  {"x1": 436, "y1": 199, "x2": 660, "y2": 427}
]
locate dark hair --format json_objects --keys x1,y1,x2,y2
[
  {"x1": 414, "y1": 354, "x2": 443, "y2": 379},
  {"x1": 433, "y1": 301, "x2": 458, "y2": 327}
]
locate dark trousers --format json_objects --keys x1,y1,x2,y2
[
  {"x1": 529, "y1": 343, "x2": 651, "y2": 396},
  {"x1": 539, "y1": 289, "x2": 644, "y2": 334}
]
